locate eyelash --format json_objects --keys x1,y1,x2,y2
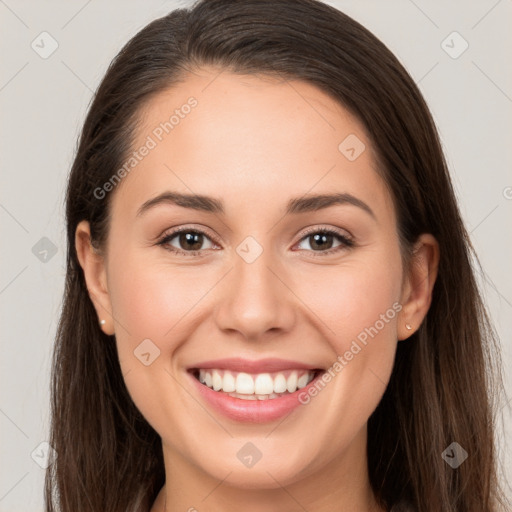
[{"x1": 157, "y1": 225, "x2": 354, "y2": 258}]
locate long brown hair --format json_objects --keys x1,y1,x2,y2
[{"x1": 46, "y1": 1, "x2": 510, "y2": 510}]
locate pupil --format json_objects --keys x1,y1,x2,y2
[
  {"x1": 180, "y1": 232, "x2": 203, "y2": 250},
  {"x1": 311, "y1": 233, "x2": 333, "y2": 250}
]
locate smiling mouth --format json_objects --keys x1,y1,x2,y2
[{"x1": 189, "y1": 368, "x2": 324, "y2": 400}]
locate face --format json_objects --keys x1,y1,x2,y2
[{"x1": 76, "y1": 67, "x2": 437, "y2": 495}]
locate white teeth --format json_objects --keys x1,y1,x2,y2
[
  {"x1": 212, "y1": 370, "x2": 223, "y2": 391},
  {"x1": 297, "y1": 373, "x2": 309, "y2": 389},
  {"x1": 235, "y1": 372, "x2": 255, "y2": 394},
  {"x1": 254, "y1": 373, "x2": 274, "y2": 395},
  {"x1": 196, "y1": 368, "x2": 317, "y2": 396},
  {"x1": 286, "y1": 372, "x2": 298, "y2": 393},
  {"x1": 273, "y1": 373, "x2": 287, "y2": 393},
  {"x1": 229, "y1": 391, "x2": 283, "y2": 400},
  {"x1": 222, "y1": 371, "x2": 236, "y2": 392},
  {"x1": 232, "y1": 393, "x2": 257, "y2": 400}
]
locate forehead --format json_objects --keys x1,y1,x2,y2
[{"x1": 111, "y1": 67, "x2": 394, "y2": 223}]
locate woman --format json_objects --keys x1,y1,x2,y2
[{"x1": 45, "y1": 0, "x2": 510, "y2": 511}]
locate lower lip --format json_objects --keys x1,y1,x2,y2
[{"x1": 187, "y1": 370, "x2": 324, "y2": 423}]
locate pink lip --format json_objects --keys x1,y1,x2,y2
[
  {"x1": 186, "y1": 368, "x2": 325, "y2": 423},
  {"x1": 188, "y1": 357, "x2": 321, "y2": 374}
]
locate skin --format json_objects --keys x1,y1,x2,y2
[{"x1": 75, "y1": 67, "x2": 439, "y2": 512}]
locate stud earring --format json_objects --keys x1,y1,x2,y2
[
  {"x1": 100, "y1": 319, "x2": 106, "y2": 326},
  {"x1": 405, "y1": 323, "x2": 412, "y2": 330}
]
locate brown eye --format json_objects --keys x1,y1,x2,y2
[
  {"x1": 158, "y1": 229, "x2": 217, "y2": 256},
  {"x1": 305, "y1": 232, "x2": 335, "y2": 251},
  {"x1": 296, "y1": 229, "x2": 353, "y2": 255},
  {"x1": 176, "y1": 232, "x2": 204, "y2": 251}
]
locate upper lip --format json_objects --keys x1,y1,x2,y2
[{"x1": 188, "y1": 357, "x2": 322, "y2": 374}]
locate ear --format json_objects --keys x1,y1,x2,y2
[
  {"x1": 75, "y1": 220, "x2": 115, "y2": 335},
  {"x1": 398, "y1": 233, "x2": 439, "y2": 340}
]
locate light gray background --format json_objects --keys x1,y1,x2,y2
[{"x1": 1, "y1": 1, "x2": 511, "y2": 510}]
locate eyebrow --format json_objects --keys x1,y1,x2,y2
[{"x1": 136, "y1": 191, "x2": 376, "y2": 219}]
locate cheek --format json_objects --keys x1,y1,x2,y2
[
  {"x1": 108, "y1": 251, "x2": 204, "y2": 343},
  {"x1": 106, "y1": 251, "x2": 203, "y2": 434},
  {"x1": 291, "y1": 245, "x2": 403, "y2": 412},
  {"x1": 294, "y1": 250, "x2": 402, "y2": 346},
  {"x1": 290, "y1": 252, "x2": 402, "y2": 444}
]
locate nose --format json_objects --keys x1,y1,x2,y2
[{"x1": 214, "y1": 245, "x2": 296, "y2": 342}]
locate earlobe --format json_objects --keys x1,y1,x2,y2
[
  {"x1": 75, "y1": 220, "x2": 115, "y2": 335},
  {"x1": 398, "y1": 233, "x2": 439, "y2": 340}
]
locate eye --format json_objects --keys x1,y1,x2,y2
[
  {"x1": 157, "y1": 227, "x2": 219, "y2": 256},
  {"x1": 295, "y1": 227, "x2": 354, "y2": 256},
  {"x1": 157, "y1": 225, "x2": 354, "y2": 257}
]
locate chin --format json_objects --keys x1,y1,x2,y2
[{"x1": 200, "y1": 451, "x2": 312, "y2": 490}]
